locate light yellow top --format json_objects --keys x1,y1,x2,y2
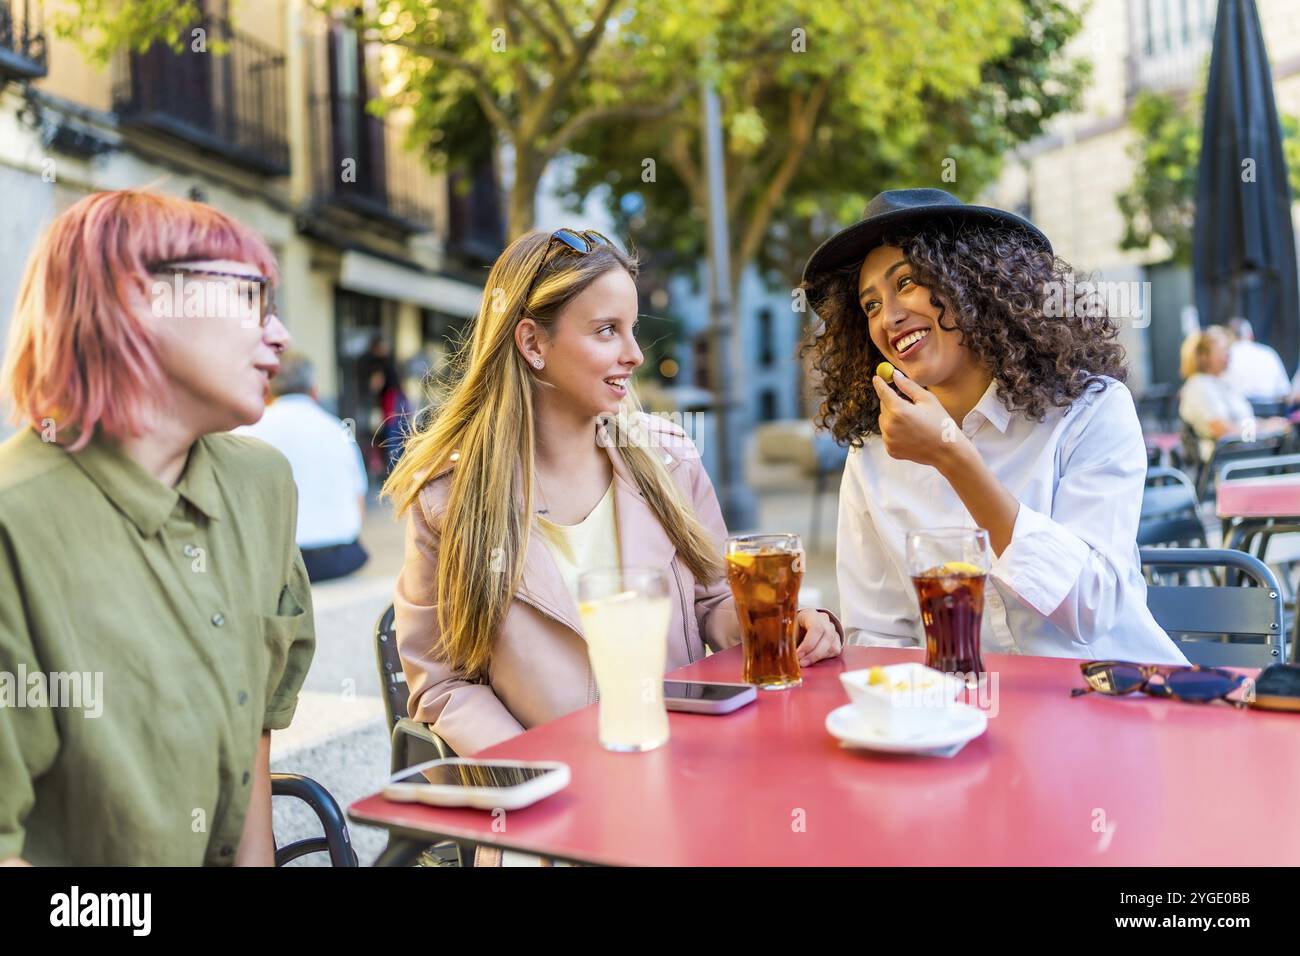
[{"x1": 535, "y1": 480, "x2": 621, "y2": 605}]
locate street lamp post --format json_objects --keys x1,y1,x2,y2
[{"x1": 701, "y1": 81, "x2": 757, "y2": 531}]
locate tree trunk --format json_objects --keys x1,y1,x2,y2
[{"x1": 508, "y1": 147, "x2": 541, "y2": 239}]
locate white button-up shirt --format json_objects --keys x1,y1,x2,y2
[{"x1": 836, "y1": 376, "x2": 1187, "y2": 664}]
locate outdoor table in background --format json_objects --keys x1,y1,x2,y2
[
  {"x1": 1217, "y1": 473, "x2": 1300, "y2": 554},
  {"x1": 349, "y1": 645, "x2": 1298, "y2": 866}
]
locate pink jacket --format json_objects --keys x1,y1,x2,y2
[{"x1": 394, "y1": 413, "x2": 839, "y2": 756}]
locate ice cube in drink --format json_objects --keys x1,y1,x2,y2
[{"x1": 727, "y1": 548, "x2": 803, "y2": 689}]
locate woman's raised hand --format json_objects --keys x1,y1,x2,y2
[{"x1": 871, "y1": 368, "x2": 964, "y2": 469}]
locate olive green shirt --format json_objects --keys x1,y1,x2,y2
[{"x1": 0, "y1": 428, "x2": 315, "y2": 865}]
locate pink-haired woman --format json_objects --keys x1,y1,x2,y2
[{"x1": 0, "y1": 190, "x2": 314, "y2": 866}]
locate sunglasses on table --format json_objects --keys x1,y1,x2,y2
[
  {"x1": 1071, "y1": 661, "x2": 1249, "y2": 707},
  {"x1": 147, "y1": 262, "x2": 278, "y2": 328}
]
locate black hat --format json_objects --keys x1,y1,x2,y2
[{"x1": 800, "y1": 188, "x2": 1052, "y2": 285}]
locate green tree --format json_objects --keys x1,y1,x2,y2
[
  {"x1": 566, "y1": 0, "x2": 1089, "y2": 298},
  {"x1": 1117, "y1": 89, "x2": 1300, "y2": 265},
  {"x1": 58, "y1": 0, "x2": 1086, "y2": 279}
]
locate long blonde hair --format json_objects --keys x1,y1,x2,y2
[{"x1": 383, "y1": 230, "x2": 724, "y2": 679}]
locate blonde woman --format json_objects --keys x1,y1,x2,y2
[
  {"x1": 1179, "y1": 325, "x2": 1289, "y2": 462},
  {"x1": 385, "y1": 229, "x2": 843, "y2": 765}
]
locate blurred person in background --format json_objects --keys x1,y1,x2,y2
[
  {"x1": 357, "y1": 334, "x2": 412, "y2": 479},
  {"x1": 1223, "y1": 317, "x2": 1291, "y2": 403},
  {"x1": 1180, "y1": 325, "x2": 1289, "y2": 461},
  {"x1": 237, "y1": 351, "x2": 369, "y2": 583}
]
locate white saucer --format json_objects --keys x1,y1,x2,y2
[{"x1": 825, "y1": 703, "x2": 988, "y2": 755}]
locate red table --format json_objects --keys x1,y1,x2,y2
[
  {"x1": 349, "y1": 646, "x2": 1298, "y2": 866},
  {"x1": 1217, "y1": 474, "x2": 1300, "y2": 520},
  {"x1": 1144, "y1": 431, "x2": 1182, "y2": 465},
  {"x1": 1216, "y1": 474, "x2": 1300, "y2": 558}
]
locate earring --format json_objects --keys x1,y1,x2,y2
[{"x1": 532, "y1": 357, "x2": 545, "y2": 369}]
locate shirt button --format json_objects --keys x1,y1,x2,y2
[
  {"x1": 237, "y1": 690, "x2": 248, "y2": 706},
  {"x1": 242, "y1": 771, "x2": 251, "y2": 786},
  {"x1": 663, "y1": 453, "x2": 672, "y2": 465},
  {"x1": 219, "y1": 844, "x2": 233, "y2": 858},
  {"x1": 211, "y1": 612, "x2": 225, "y2": 627},
  {"x1": 183, "y1": 544, "x2": 198, "y2": 557}
]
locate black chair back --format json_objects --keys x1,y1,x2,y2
[
  {"x1": 271, "y1": 773, "x2": 360, "y2": 867},
  {"x1": 1139, "y1": 467, "x2": 1205, "y2": 547},
  {"x1": 1140, "y1": 548, "x2": 1286, "y2": 667},
  {"x1": 374, "y1": 604, "x2": 407, "y2": 733}
]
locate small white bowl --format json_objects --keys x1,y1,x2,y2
[{"x1": 839, "y1": 663, "x2": 967, "y2": 739}]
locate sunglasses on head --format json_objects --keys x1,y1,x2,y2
[
  {"x1": 522, "y1": 228, "x2": 615, "y2": 308},
  {"x1": 548, "y1": 228, "x2": 613, "y2": 254},
  {"x1": 1071, "y1": 661, "x2": 1248, "y2": 707}
]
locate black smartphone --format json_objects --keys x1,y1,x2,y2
[{"x1": 1248, "y1": 663, "x2": 1300, "y2": 712}]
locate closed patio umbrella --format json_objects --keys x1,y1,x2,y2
[{"x1": 1192, "y1": 0, "x2": 1300, "y2": 375}]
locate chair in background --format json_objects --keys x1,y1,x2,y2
[
  {"x1": 1249, "y1": 399, "x2": 1290, "y2": 419},
  {"x1": 271, "y1": 773, "x2": 359, "y2": 866},
  {"x1": 1139, "y1": 467, "x2": 1205, "y2": 548},
  {"x1": 374, "y1": 603, "x2": 455, "y2": 772},
  {"x1": 373, "y1": 604, "x2": 464, "y2": 867},
  {"x1": 1137, "y1": 384, "x2": 1183, "y2": 467},
  {"x1": 1179, "y1": 420, "x2": 1286, "y2": 501},
  {"x1": 1140, "y1": 548, "x2": 1288, "y2": 667}
]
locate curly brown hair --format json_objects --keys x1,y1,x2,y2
[{"x1": 800, "y1": 222, "x2": 1128, "y2": 448}]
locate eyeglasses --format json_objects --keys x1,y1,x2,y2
[
  {"x1": 1070, "y1": 661, "x2": 1249, "y2": 707},
  {"x1": 523, "y1": 228, "x2": 615, "y2": 304},
  {"x1": 147, "y1": 263, "x2": 277, "y2": 328}
]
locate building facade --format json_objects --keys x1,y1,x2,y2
[
  {"x1": 984, "y1": 0, "x2": 1300, "y2": 392},
  {"x1": 0, "y1": 0, "x2": 502, "y2": 448}
]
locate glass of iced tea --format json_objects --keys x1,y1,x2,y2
[
  {"x1": 725, "y1": 533, "x2": 805, "y2": 690},
  {"x1": 906, "y1": 528, "x2": 991, "y2": 679}
]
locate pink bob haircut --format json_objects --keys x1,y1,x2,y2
[{"x1": 1, "y1": 189, "x2": 279, "y2": 451}]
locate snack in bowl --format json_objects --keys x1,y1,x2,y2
[{"x1": 840, "y1": 663, "x2": 967, "y2": 738}]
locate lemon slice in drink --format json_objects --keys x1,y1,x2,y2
[
  {"x1": 941, "y1": 561, "x2": 983, "y2": 576},
  {"x1": 728, "y1": 552, "x2": 756, "y2": 569},
  {"x1": 876, "y1": 361, "x2": 895, "y2": 382}
]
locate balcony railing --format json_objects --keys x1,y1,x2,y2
[
  {"x1": 0, "y1": 0, "x2": 47, "y2": 79},
  {"x1": 1126, "y1": 0, "x2": 1215, "y2": 100},
  {"x1": 308, "y1": 90, "x2": 436, "y2": 233},
  {"x1": 111, "y1": 19, "x2": 288, "y2": 175}
]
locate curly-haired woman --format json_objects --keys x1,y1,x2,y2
[{"x1": 801, "y1": 189, "x2": 1184, "y2": 664}]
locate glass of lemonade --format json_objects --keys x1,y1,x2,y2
[
  {"x1": 577, "y1": 566, "x2": 672, "y2": 752},
  {"x1": 726, "y1": 533, "x2": 805, "y2": 690}
]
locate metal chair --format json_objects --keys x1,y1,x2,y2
[
  {"x1": 1249, "y1": 399, "x2": 1290, "y2": 419},
  {"x1": 373, "y1": 604, "x2": 464, "y2": 867},
  {"x1": 1140, "y1": 548, "x2": 1288, "y2": 667},
  {"x1": 271, "y1": 773, "x2": 359, "y2": 866},
  {"x1": 1180, "y1": 420, "x2": 1286, "y2": 501},
  {"x1": 1139, "y1": 467, "x2": 1205, "y2": 547}
]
